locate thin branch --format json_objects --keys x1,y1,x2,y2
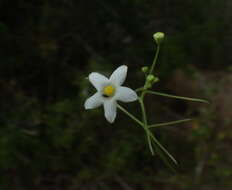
[
  {"x1": 117, "y1": 104, "x2": 143, "y2": 127},
  {"x1": 146, "y1": 90, "x2": 209, "y2": 104},
  {"x1": 149, "y1": 118, "x2": 192, "y2": 128}
]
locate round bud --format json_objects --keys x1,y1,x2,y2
[
  {"x1": 153, "y1": 32, "x2": 165, "y2": 45},
  {"x1": 141, "y1": 66, "x2": 149, "y2": 73},
  {"x1": 153, "y1": 76, "x2": 159, "y2": 83},
  {"x1": 146, "y1": 74, "x2": 155, "y2": 82}
]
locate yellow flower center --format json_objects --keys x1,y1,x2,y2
[{"x1": 103, "y1": 85, "x2": 115, "y2": 97}]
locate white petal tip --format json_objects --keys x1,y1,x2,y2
[
  {"x1": 104, "y1": 100, "x2": 117, "y2": 124},
  {"x1": 131, "y1": 93, "x2": 138, "y2": 101},
  {"x1": 121, "y1": 65, "x2": 128, "y2": 69},
  {"x1": 110, "y1": 65, "x2": 128, "y2": 86},
  {"x1": 106, "y1": 117, "x2": 116, "y2": 123},
  {"x1": 120, "y1": 65, "x2": 128, "y2": 73},
  {"x1": 88, "y1": 72, "x2": 97, "y2": 80},
  {"x1": 105, "y1": 111, "x2": 116, "y2": 123},
  {"x1": 84, "y1": 105, "x2": 91, "y2": 110},
  {"x1": 84, "y1": 102, "x2": 92, "y2": 110}
]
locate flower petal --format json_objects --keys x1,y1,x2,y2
[
  {"x1": 116, "y1": 86, "x2": 138, "y2": 102},
  {"x1": 84, "y1": 92, "x2": 103, "y2": 109},
  {"x1": 89, "y1": 72, "x2": 109, "y2": 91},
  {"x1": 103, "y1": 99, "x2": 117, "y2": 123},
  {"x1": 109, "y1": 65, "x2": 128, "y2": 86}
]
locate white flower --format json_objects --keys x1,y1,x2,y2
[{"x1": 84, "y1": 65, "x2": 138, "y2": 123}]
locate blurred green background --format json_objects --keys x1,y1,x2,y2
[{"x1": 0, "y1": 0, "x2": 232, "y2": 189}]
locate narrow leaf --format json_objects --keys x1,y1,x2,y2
[
  {"x1": 149, "y1": 118, "x2": 192, "y2": 128},
  {"x1": 150, "y1": 132, "x2": 178, "y2": 171},
  {"x1": 146, "y1": 90, "x2": 209, "y2": 104}
]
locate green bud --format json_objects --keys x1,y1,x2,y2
[
  {"x1": 153, "y1": 32, "x2": 165, "y2": 45},
  {"x1": 145, "y1": 83, "x2": 152, "y2": 89},
  {"x1": 146, "y1": 74, "x2": 155, "y2": 82},
  {"x1": 141, "y1": 66, "x2": 149, "y2": 73},
  {"x1": 144, "y1": 74, "x2": 159, "y2": 89},
  {"x1": 153, "y1": 76, "x2": 159, "y2": 83}
]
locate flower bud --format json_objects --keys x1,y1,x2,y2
[
  {"x1": 153, "y1": 76, "x2": 159, "y2": 83},
  {"x1": 141, "y1": 66, "x2": 149, "y2": 73},
  {"x1": 153, "y1": 32, "x2": 165, "y2": 45},
  {"x1": 147, "y1": 74, "x2": 159, "y2": 84},
  {"x1": 146, "y1": 74, "x2": 155, "y2": 82}
]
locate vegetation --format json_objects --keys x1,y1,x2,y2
[{"x1": 0, "y1": 0, "x2": 231, "y2": 189}]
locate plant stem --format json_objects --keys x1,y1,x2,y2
[
  {"x1": 117, "y1": 104, "x2": 144, "y2": 127},
  {"x1": 139, "y1": 93, "x2": 147, "y2": 125},
  {"x1": 149, "y1": 45, "x2": 160, "y2": 75},
  {"x1": 146, "y1": 90, "x2": 209, "y2": 104},
  {"x1": 139, "y1": 92, "x2": 154, "y2": 155},
  {"x1": 117, "y1": 103, "x2": 154, "y2": 155},
  {"x1": 149, "y1": 118, "x2": 192, "y2": 128},
  {"x1": 135, "y1": 87, "x2": 144, "y2": 92},
  {"x1": 149, "y1": 131, "x2": 178, "y2": 165}
]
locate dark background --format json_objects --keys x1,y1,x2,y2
[{"x1": 0, "y1": 0, "x2": 232, "y2": 189}]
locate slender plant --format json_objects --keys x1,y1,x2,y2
[{"x1": 85, "y1": 32, "x2": 208, "y2": 171}]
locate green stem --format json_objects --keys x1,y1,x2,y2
[
  {"x1": 149, "y1": 131, "x2": 178, "y2": 166},
  {"x1": 139, "y1": 93, "x2": 154, "y2": 155},
  {"x1": 149, "y1": 45, "x2": 160, "y2": 75},
  {"x1": 150, "y1": 134, "x2": 178, "y2": 172},
  {"x1": 117, "y1": 103, "x2": 154, "y2": 154},
  {"x1": 146, "y1": 90, "x2": 209, "y2": 104},
  {"x1": 135, "y1": 87, "x2": 144, "y2": 92},
  {"x1": 139, "y1": 93, "x2": 147, "y2": 124},
  {"x1": 117, "y1": 104, "x2": 144, "y2": 127},
  {"x1": 117, "y1": 103, "x2": 155, "y2": 155},
  {"x1": 120, "y1": 88, "x2": 178, "y2": 168},
  {"x1": 149, "y1": 118, "x2": 192, "y2": 128}
]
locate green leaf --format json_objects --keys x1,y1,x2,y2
[
  {"x1": 146, "y1": 90, "x2": 209, "y2": 104},
  {"x1": 149, "y1": 132, "x2": 178, "y2": 172},
  {"x1": 149, "y1": 118, "x2": 192, "y2": 128}
]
